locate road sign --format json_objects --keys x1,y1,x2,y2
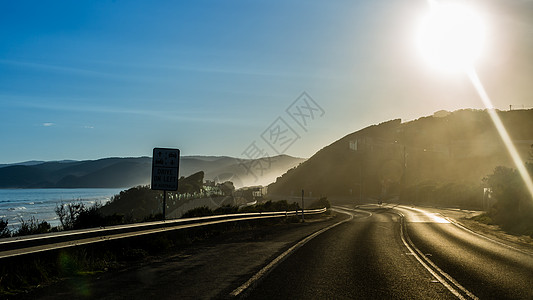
[{"x1": 151, "y1": 148, "x2": 180, "y2": 191}]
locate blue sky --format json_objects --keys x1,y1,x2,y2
[{"x1": 1, "y1": 0, "x2": 532, "y2": 163}]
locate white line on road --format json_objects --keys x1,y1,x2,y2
[
  {"x1": 332, "y1": 205, "x2": 373, "y2": 219},
  {"x1": 397, "y1": 211, "x2": 478, "y2": 300},
  {"x1": 229, "y1": 209, "x2": 354, "y2": 297}
]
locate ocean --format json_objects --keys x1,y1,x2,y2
[{"x1": 0, "y1": 188, "x2": 124, "y2": 229}]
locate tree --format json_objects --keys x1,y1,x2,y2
[
  {"x1": 483, "y1": 165, "x2": 533, "y2": 232},
  {"x1": 55, "y1": 201, "x2": 87, "y2": 230},
  {"x1": 218, "y1": 181, "x2": 235, "y2": 196}
]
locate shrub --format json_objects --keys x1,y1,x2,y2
[
  {"x1": 239, "y1": 200, "x2": 300, "y2": 213},
  {"x1": 471, "y1": 213, "x2": 493, "y2": 225},
  {"x1": 72, "y1": 203, "x2": 105, "y2": 229},
  {"x1": 14, "y1": 217, "x2": 51, "y2": 236},
  {"x1": 213, "y1": 205, "x2": 239, "y2": 215},
  {"x1": 181, "y1": 206, "x2": 213, "y2": 218},
  {"x1": 308, "y1": 197, "x2": 330, "y2": 209},
  {"x1": 55, "y1": 201, "x2": 87, "y2": 230},
  {"x1": 0, "y1": 219, "x2": 10, "y2": 238},
  {"x1": 483, "y1": 164, "x2": 533, "y2": 235},
  {"x1": 55, "y1": 201, "x2": 127, "y2": 230},
  {"x1": 142, "y1": 213, "x2": 163, "y2": 222}
]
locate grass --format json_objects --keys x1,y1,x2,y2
[{"x1": 471, "y1": 213, "x2": 494, "y2": 225}]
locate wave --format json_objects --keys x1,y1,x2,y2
[
  {"x1": 0, "y1": 200, "x2": 43, "y2": 205},
  {"x1": 0, "y1": 200, "x2": 17, "y2": 204},
  {"x1": 8, "y1": 206, "x2": 27, "y2": 211},
  {"x1": 0, "y1": 188, "x2": 120, "y2": 226}
]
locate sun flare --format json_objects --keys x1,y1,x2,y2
[
  {"x1": 416, "y1": 1, "x2": 533, "y2": 201},
  {"x1": 417, "y1": 3, "x2": 485, "y2": 72}
]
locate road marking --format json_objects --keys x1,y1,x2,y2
[
  {"x1": 397, "y1": 205, "x2": 532, "y2": 256},
  {"x1": 397, "y1": 212, "x2": 478, "y2": 300},
  {"x1": 229, "y1": 209, "x2": 354, "y2": 297},
  {"x1": 332, "y1": 205, "x2": 373, "y2": 218},
  {"x1": 396, "y1": 206, "x2": 450, "y2": 223}
]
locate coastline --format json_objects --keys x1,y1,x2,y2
[{"x1": 0, "y1": 188, "x2": 124, "y2": 229}]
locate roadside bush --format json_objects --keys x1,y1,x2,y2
[
  {"x1": 239, "y1": 200, "x2": 299, "y2": 213},
  {"x1": 181, "y1": 200, "x2": 303, "y2": 218},
  {"x1": 55, "y1": 201, "x2": 86, "y2": 230},
  {"x1": 72, "y1": 203, "x2": 105, "y2": 229},
  {"x1": 0, "y1": 219, "x2": 10, "y2": 238},
  {"x1": 471, "y1": 213, "x2": 494, "y2": 225},
  {"x1": 14, "y1": 217, "x2": 51, "y2": 236},
  {"x1": 102, "y1": 185, "x2": 161, "y2": 221},
  {"x1": 55, "y1": 201, "x2": 129, "y2": 230},
  {"x1": 483, "y1": 164, "x2": 533, "y2": 236},
  {"x1": 181, "y1": 206, "x2": 214, "y2": 218},
  {"x1": 102, "y1": 213, "x2": 128, "y2": 226},
  {"x1": 213, "y1": 204, "x2": 239, "y2": 215},
  {"x1": 142, "y1": 213, "x2": 163, "y2": 222},
  {"x1": 308, "y1": 197, "x2": 330, "y2": 209}
]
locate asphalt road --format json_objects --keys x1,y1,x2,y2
[
  {"x1": 398, "y1": 206, "x2": 533, "y2": 299},
  {"x1": 246, "y1": 205, "x2": 533, "y2": 299},
  {"x1": 17, "y1": 205, "x2": 533, "y2": 299}
]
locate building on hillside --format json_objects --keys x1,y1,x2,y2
[{"x1": 234, "y1": 186, "x2": 267, "y2": 201}]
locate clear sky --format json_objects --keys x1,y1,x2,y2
[{"x1": 1, "y1": 0, "x2": 532, "y2": 164}]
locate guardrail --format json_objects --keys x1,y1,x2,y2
[{"x1": 0, "y1": 207, "x2": 327, "y2": 259}]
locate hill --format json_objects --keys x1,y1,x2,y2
[
  {"x1": 267, "y1": 109, "x2": 533, "y2": 208},
  {"x1": 0, "y1": 155, "x2": 305, "y2": 189}
]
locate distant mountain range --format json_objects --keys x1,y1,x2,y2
[
  {"x1": 268, "y1": 109, "x2": 533, "y2": 200},
  {"x1": 0, "y1": 155, "x2": 305, "y2": 189}
]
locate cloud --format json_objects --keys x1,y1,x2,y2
[
  {"x1": 1, "y1": 94, "x2": 247, "y2": 125},
  {"x1": 42, "y1": 122, "x2": 55, "y2": 127},
  {"x1": 84, "y1": 125, "x2": 95, "y2": 129},
  {"x1": 0, "y1": 59, "x2": 122, "y2": 80}
]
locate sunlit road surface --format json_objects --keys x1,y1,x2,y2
[
  {"x1": 398, "y1": 205, "x2": 533, "y2": 299},
  {"x1": 247, "y1": 205, "x2": 533, "y2": 299}
]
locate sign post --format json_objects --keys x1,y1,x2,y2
[{"x1": 151, "y1": 148, "x2": 180, "y2": 220}]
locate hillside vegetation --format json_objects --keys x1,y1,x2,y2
[{"x1": 268, "y1": 109, "x2": 533, "y2": 210}]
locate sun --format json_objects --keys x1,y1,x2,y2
[{"x1": 416, "y1": 2, "x2": 486, "y2": 72}]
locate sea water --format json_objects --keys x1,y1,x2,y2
[{"x1": 0, "y1": 188, "x2": 124, "y2": 229}]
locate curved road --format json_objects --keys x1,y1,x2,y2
[
  {"x1": 246, "y1": 205, "x2": 533, "y2": 299},
  {"x1": 398, "y1": 206, "x2": 533, "y2": 299}
]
